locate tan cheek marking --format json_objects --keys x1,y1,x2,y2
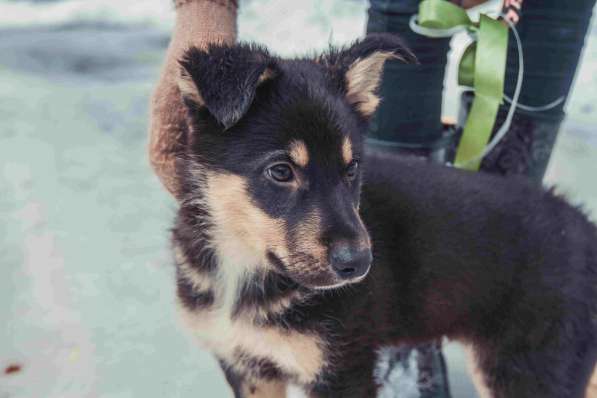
[
  {"x1": 345, "y1": 51, "x2": 399, "y2": 117},
  {"x1": 288, "y1": 140, "x2": 309, "y2": 168},
  {"x1": 178, "y1": 303, "x2": 325, "y2": 385},
  {"x1": 205, "y1": 172, "x2": 289, "y2": 267},
  {"x1": 342, "y1": 137, "x2": 353, "y2": 165}
]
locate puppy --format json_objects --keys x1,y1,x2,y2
[{"x1": 170, "y1": 34, "x2": 597, "y2": 397}]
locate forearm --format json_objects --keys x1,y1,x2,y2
[
  {"x1": 171, "y1": 0, "x2": 237, "y2": 46},
  {"x1": 149, "y1": 0, "x2": 237, "y2": 198}
]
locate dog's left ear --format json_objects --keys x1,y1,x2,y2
[
  {"x1": 321, "y1": 33, "x2": 416, "y2": 118},
  {"x1": 178, "y1": 43, "x2": 276, "y2": 130}
]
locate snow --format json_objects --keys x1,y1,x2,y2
[{"x1": 0, "y1": 0, "x2": 175, "y2": 29}]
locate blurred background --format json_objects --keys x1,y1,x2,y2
[{"x1": 0, "y1": 0, "x2": 595, "y2": 397}]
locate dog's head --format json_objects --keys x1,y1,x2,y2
[{"x1": 176, "y1": 34, "x2": 414, "y2": 289}]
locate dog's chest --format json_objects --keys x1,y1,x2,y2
[{"x1": 178, "y1": 293, "x2": 325, "y2": 385}]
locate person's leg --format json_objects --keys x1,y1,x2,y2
[
  {"x1": 366, "y1": 0, "x2": 451, "y2": 159},
  {"x1": 480, "y1": 0, "x2": 596, "y2": 182},
  {"x1": 149, "y1": 0, "x2": 237, "y2": 198}
]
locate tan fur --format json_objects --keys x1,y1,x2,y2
[
  {"x1": 586, "y1": 365, "x2": 597, "y2": 398},
  {"x1": 178, "y1": 301, "x2": 325, "y2": 385},
  {"x1": 177, "y1": 68, "x2": 205, "y2": 106},
  {"x1": 205, "y1": 172, "x2": 289, "y2": 267},
  {"x1": 175, "y1": 246, "x2": 213, "y2": 292},
  {"x1": 465, "y1": 344, "x2": 494, "y2": 398},
  {"x1": 288, "y1": 140, "x2": 309, "y2": 168},
  {"x1": 345, "y1": 51, "x2": 400, "y2": 117},
  {"x1": 241, "y1": 379, "x2": 287, "y2": 398},
  {"x1": 242, "y1": 294, "x2": 296, "y2": 322},
  {"x1": 258, "y1": 67, "x2": 276, "y2": 84},
  {"x1": 342, "y1": 137, "x2": 353, "y2": 165}
]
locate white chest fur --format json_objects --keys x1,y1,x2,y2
[
  {"x1": 176, "y1": 253, "x2": 325, "y2": 386},
  {"x1": 178, "y1": 298, "x2": 324, "y2": 385}
]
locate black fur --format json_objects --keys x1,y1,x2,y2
[
  {"x1": 172, "y1": 34, "x2": 597, "y2": 397},
  {"x1": 232, "y1": 271, "x2": 300, "y2": 318},
  {"x1": 176, "y1": 270, "x2": 214, "y2": 310},
  {"x1": 179, "y1": 44, "x2": 275, "y2": 129}
]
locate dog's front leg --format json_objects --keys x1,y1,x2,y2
[{"x1": 218, "y1": 359, "x2": 287, "y2": 398}]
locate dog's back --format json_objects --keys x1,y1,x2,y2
[{"x1": 361, "y1": 150, "x2": 597, "y2": 397}]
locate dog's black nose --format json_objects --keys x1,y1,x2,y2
[{"x1": 329, "y1": 242, "x2": 372, "y2": 280}]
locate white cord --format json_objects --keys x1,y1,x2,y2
[{"x1": 503, "y1": 94, "x2": 565, "y2": 112}]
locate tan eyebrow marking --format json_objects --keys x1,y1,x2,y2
[
  {"x1": 288, "y1": 140, "x2": 309, "y2": 168},
  {"x1": 342, "y1": 137, "x2": 353, "y2": 165}
]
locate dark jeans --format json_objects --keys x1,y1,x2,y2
[
  {"x1": 368, "y1": 0, "x2": 595, "y2": 180},
  {"x1": 367, "y1": 0, "x2": 450, "y2": 151}
]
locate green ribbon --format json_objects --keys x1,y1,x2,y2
[
  {"x1": 419, "y1": 0, "x2": 472, "y2": 29},
  {"x1": 418, "y1": 0, "x2": 509, "y2": 170}
]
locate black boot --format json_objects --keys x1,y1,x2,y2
[
  {"x1": 456, "y1": 91, "x2": 564, "y2": 184},
  {"x1": 480, "y1": 109, "x2": 563, "y2": 183}
]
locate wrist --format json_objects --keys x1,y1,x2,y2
[
  {"x1": 172, "y1": 0, "x2": 237, "y2": 51},
  {"x1": 174, "y1": 0, "x2": 237, "y2": 9}
]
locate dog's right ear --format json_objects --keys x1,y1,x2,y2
[
  {"x1": 177, "y1": 44, "x2": 276, "y2": 130},
  {"x1": 320, "y1": 33, "x2": 416, "y2": 119}
]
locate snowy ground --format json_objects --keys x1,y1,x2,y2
[{"x1": 0, "y1": 1, "x2": 596, "y2": 397}]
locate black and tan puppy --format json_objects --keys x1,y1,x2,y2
[{"x1": 170, "y1": 34, "x2": 597, "y2": 397}]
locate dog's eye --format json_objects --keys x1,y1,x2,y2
[
  {"x1": 346, "y1": 160, "x2": 359, "y2": 180},
  {"x1": 267, "y1": 163, "x2": 294, "y2": 183}
]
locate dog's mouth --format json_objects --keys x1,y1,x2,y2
[
  {"x1": 266, "y1": 251, "x2": 371, "y2": 290},
  {"x1": 310, "y1": 269, "x2": 370, "y2": 290}
]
